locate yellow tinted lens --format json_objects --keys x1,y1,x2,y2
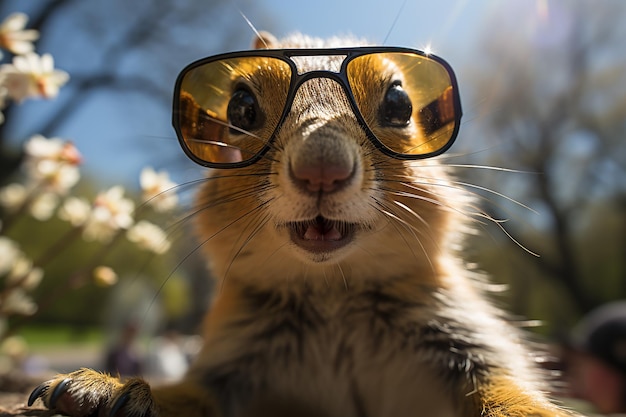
[
  {"x1": 347, "y1": 52, "x2": 458, "y2": 156},
  {"x1": 177, "y1": 56, "x2": 291, "y2": 165}
]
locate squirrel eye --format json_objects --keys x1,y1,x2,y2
[
  {"x1": 381, "y1": 82, "x2": 412, "y2": 127},
  {"x1": 227, "y1": 87, "x2": 262, "y2": 133}
]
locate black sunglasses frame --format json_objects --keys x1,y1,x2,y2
[{"x1": 172, "y1": 47, "x2": 463, "y2": 169}]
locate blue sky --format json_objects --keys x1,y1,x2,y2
[{"x1": 256, "y1": 0, "x2": 487, "y2": 54}]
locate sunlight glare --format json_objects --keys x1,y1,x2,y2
[{"x1": 422, "y1": 43, "x2": 435, "y2": 56}]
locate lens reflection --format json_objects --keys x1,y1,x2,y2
[
  {"x1": 347, "y1": 52, "x2": 458, "y2": 156},
  {"x1": 177, "y1": 57, "x2": 291, "y2": 165}
]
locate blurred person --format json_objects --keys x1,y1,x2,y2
[
  {"x1": 563, "y1": 301, "x2": 626, "y2": 414},
  {"x1": 103, "y1": 321, "x2": 142, "y2": 377}
]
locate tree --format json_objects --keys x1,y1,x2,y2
[
  {"x1": 458, "y1": 0, "x2": 626, "y2": 333},
  {"x1": 0, "y1": 0, "x2": 271, "y2": 182},
  {"x1": 0, "y1": 0, "x2": 274, "y2": 335}
]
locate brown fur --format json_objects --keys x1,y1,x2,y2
[{"x1": 29, "y1": 33, "x2": 577, "y2": 417}]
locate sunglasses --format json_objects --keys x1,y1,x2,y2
[{"x1": 172, "y1": 47, "x2": 462, "y2": 169}]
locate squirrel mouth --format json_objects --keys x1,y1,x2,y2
[{"x1": 288, "y1": 216, "x2": 356, "y2": 253}]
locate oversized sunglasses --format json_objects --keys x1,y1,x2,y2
[{"x1": 172, "y1": 47, "x2": 462, "y2": 168}]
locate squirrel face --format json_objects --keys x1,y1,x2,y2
[{"x1": 190, "y1": 33, "x2": 464, "y2": 288}]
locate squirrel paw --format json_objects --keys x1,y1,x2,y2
[{"x1": 28, "y1": 368, "x2": 156, "y2": 417}]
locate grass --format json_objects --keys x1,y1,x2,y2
[{"x1": 18, "y1": 325, "x2": 104, "y2": 348}]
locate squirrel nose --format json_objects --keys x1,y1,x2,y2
[
  {"x1": 290, "y1": 160, "x2": 354, "y2": 193},
  {"x1": 287, "y1": 116, "x2": 358, "y2": 194}
]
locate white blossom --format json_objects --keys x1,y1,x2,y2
[
  {"x1": 1, "y1": 52, "x2": 69, "y2": 101},
  {"x1": 1, "y1": 288, "x2": 37, "y2": 316},
  {"x1": 140, "y1": 167, "x2": 178, "y2": 212},
  {"x1": 29, "y1": 192, "x2": 59, "y2": 221},
  {"x1": 24, "y1": 135, "x2": 82, "y2": 167},
  {"x1": 0, "y1": 13, "x2": 39, "y2": 56},
  {"x1": 23, "y1": 135, "x2": 81, "y2": 194},
  {"x1": 127, "y1": 220, "x2": 171, "y2": 254},
  {"x1": 24, "y1": 134, "x2": 81, "y2": 163},
  {"x1": 40, "y1": 163, "x2": 80, "y2": 194},
  {"x1": 93, "y1": 265, "x2": 118, "y2": 287},
  {"x1": 0, "y1": 183, "x2": 27, "y2": 212},
  {"x1": 82, "y1": 186, "x2": 135, "y2": 243},
  {"x1": 25, "y1": 134, "x2": 63, "y2": 159},
  {"x1": 58, "y1": 196, "x2": 91, "y2": 227},
  {"x1": 0, "y1": 236, "x2": 20, "y2": 276},
  {"x1": 6, "y1": 256, "x2": 43, "y2": 291}
]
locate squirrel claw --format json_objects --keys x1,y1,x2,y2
[
  {"x1": 27, "y1": 382, "x2": 48, "y2": 406},
  {"x1": 27, "y1": 377, "x2": 71, "y2": 409},
  {"x1": 109, "y1": 391, "x2": 129, "y2": 417},
  {"x1": 49, "y1": 378, "x2": 71, "y2": 408}
]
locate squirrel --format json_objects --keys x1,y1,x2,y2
[{"x1": 28, "y1": 32, "x2": 577, "y2": 417}]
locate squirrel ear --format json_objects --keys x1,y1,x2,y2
[{"x1": 253, "y1": 31, "x2": 278, "y2": 49}]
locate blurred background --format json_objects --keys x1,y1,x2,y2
[{"x1": 0, "y1": 0, "x2": 625, "y2": 406}]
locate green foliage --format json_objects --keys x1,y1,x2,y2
[{"x1": 19, "y1": 325, "x2": 103, "y2": 348}]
